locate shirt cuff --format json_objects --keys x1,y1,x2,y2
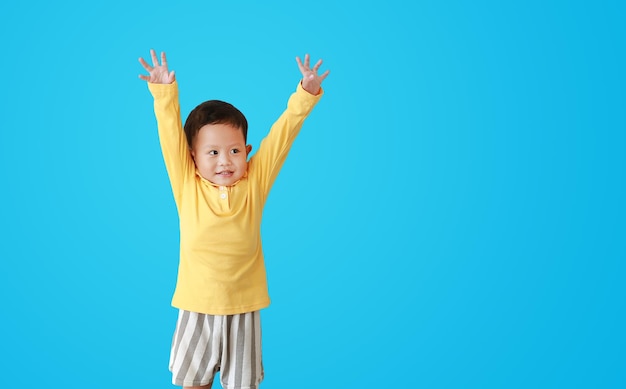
[
  {"x1": 296, "y1": 81, "x2": 324, "y2": 100},
  {"x1": 148, "y1": 81, "x2": 178, "y2": 98}
]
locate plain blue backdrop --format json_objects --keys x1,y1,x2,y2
[{"x1": 0, "y1": 1, "x2": 624, "y2": 388}]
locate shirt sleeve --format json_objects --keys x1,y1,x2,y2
[
  {"x1": 148, "y1": 81, "x2": 195, "y2": 211},
  {"x1": 250, "y1": 82, "x2": 324, "y2": 196}
]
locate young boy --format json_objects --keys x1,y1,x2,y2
[{"x1": 138, "y1": 49, "x2": 329, "y2": 389}]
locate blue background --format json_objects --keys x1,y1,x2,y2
[{"x1": 1, "y1": 0, "x2": 624, "y2": 388}]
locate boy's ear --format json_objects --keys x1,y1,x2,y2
[
  {"x1": 246, "y1": 144, "x2": 252, "y2": 155},
  {"x1": 190, "y1": 148, "x2": 196, "y2": 159}
]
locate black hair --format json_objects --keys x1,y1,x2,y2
[{"x1": 183, "y1": 100, "x2": 248, "y2": 147}]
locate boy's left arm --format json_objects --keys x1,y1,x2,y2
[{"x1": 251, "y1": 54, "x2": 330, "y2": 194}]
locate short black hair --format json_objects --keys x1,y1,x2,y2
[{"x1": 183, "y1": 100, "x2": 248, "y2": 147}]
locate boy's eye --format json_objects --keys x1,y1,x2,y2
[
  {"x1": 231, "y1": 149, "x2": 240, "y2": 154},
  {"x1": 208, "y1": 150, "x2": 218, "y2": 155}
]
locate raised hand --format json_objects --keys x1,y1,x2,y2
[
  {"x1": 296, "y1": 54, "x2": 330, "y2": 95},
  {"x1": 138, "y1": 49, "x2": 176, "y2": 84}
]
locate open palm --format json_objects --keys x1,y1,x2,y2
[
  {"x1": 296, "y1": 54, "x2": 330, "y2": 95},
  {"x1": 138, "y1": 49, "x2": 176, "y2": 84}
]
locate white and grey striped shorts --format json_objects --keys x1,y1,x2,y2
[{"x1": 169, "y1": 310, "x2": 263, "y2": 388}]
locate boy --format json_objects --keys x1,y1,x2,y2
[{"x1": 138, "y1": 49, "x2": 329, "y2": 389}]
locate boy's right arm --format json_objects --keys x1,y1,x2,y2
[{"x1": 139, "y1": 50, "x2": 194, "y2": 210}]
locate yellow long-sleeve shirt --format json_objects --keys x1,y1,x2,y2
[{"x1": 149, "y1": 81, "x2": 322, "y2": 315}]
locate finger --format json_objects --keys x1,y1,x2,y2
[
  {"x1": 161, "y1": 51, "x2": 168, "y2": 68},
  {"x1": 312, "y1": 59, "x2": 323, "y2": 73},
  {"x1": 150, "y1": 49, "x2": 159, "y2": 66},
  {"x1": 295, "y1": 56, "x2": 305, "y2": 73},
  {"x1": 318, "y1": 69, "x2": 330, "y2": 83},
  {"x1": 138, "y1": 57, "x2": 153, "y2": 72},
  {"x1": 138, "y1": 74, "x2": 149, "y2": 81},
  {"x1": 304, "y1": 53, "x2": 310, "y2": 69}
]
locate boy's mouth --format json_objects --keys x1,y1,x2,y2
[{"x1": 217, "y1": 171, "x2": 234, "y2": 176}]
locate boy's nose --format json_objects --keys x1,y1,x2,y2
[{"x1": 218, "y1": 154, "x2": 231, "y2": 165}]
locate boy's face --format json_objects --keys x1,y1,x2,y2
[{"x1": 190, "y1": 123, "x2": 252, "y2": 186}]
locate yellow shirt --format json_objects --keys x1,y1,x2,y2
[{"x1": 149, "y1": 81, "x2": 323, "y2": 315}]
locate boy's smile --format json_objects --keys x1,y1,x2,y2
[{"x1": 190, "y1": 123, "x2": 252, "y2": 186}]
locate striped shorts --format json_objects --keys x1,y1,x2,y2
[{"x1": 169, "y1": 310, "x2": 263, "y2": 388}]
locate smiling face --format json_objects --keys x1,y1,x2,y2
[{"x1": 190, "y1": 123, "x2": 252, "y2": 186}]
